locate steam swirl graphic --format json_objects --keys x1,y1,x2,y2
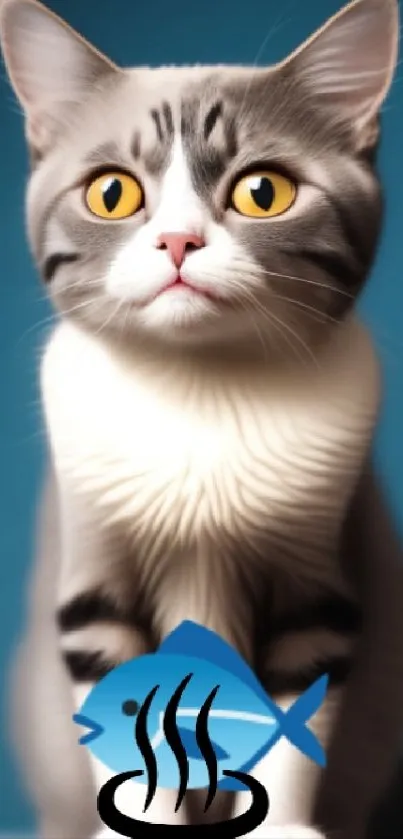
[
  {"x1": 195, "y1": 683, "x2": 220, "y2": 812},
  {"x1": 97, "y1": 673, "x2": 269, "y2": 836},
  {"x1": 135, "y1": 684, "x2": 159, "y2": 812},
  {"x1": 163, "y1": 674, "x2": 192, "y2": 811}
]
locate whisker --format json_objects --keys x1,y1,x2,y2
[
  {"x1": 120, "y1": 302, "x2": 131, "y2": 338},
  {"x1": 15, "y1": 297, "x2": 109, "y2": 349},
  {"x1": 228, "y1": 282, "x2": 300, "y2": 360},
  {"x1": 14, "y1": 313, "x2": 58, "y2": 349},
  {"x1": 269, "y1": 294, "x2": 339, "y2": 324},
  {"x1": 230, "y1": 290, "x2": 270, "y2": 359},
  {"x1": 264, "y1": 308, "x2": 320, "y2": 369},
  {"x1": 231, "y1": 283, "x2": 320, "y2": 369},
  {"x1": 61, "y1": 298, "x2": 105, "y2": 320},
  {"x1": 196, "y1": 261, "x2": 353, "y2": 300},
  {"x1": 261, "y1": 309, "x2": 304, "y2": 364},
  {"x1": 93, "y1": 298, "x2": 125, "y2": 337},
  {"x1": 245, "y1": 263, "x2": 354, "y2": 299},
  {"x1": 238, "y1": 7, "x2": 294, "y2": 117},
  {"x1": 58, "y1": 278, "x2": 102, "y2": 290}
]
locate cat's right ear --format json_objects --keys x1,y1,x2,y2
[
  {"x1": 0, "y1": 0, "x2": 120, "y2": 157},
  {"x1": 278, "y1": 0, "x2": 399, "y2": 153}
]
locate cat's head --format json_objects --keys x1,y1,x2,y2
[{"x1": 0, "y1": 0, "x2": 399, "y2": 357}]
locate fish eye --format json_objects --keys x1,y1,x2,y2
[{"x1": 122, "y1": 699, "x2": 139, "y2": 716}]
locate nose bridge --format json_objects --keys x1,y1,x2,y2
[
  {"x1": 155, "y1": 180, "x2": 204, "y2": 236},
  {"x1": 152, "y1": 137, "x2": 205, "y2": 235}
]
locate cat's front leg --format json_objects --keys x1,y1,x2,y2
[{"x1": 57, "y1": 485, "x2": 189, "y2": 834}]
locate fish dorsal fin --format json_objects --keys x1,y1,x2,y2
[{"x1": 159, "y1": 621, "x2": 270, "y2": 708}]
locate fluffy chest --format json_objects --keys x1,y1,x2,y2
[{"x1": 41, "y1": 321, "x2": 380, "y2": 562}]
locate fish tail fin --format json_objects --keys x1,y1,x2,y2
[{"x1": 277, "y1": 674, "x2": 328, "y2": 767}]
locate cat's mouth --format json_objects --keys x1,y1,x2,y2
[{"x1": 147, "y1": 275, "x2": 223, "y2": 305}]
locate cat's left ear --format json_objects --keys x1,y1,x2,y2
[
  {"x1": 281, "y1": 0, "x2": 399, "y2": 151},
  {"x1": 0, "y1": 0, "x2": 120, "y2": 156}
]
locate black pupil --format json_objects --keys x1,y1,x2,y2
[
  {"x1": 122, "y1": 699, "x2": 139, "y2": 716},
  {"x1": 103, "y1": 178, "x2": 123, "y2": 213},
  {"x1": 251, "y1": 177, "x2": 274, "y2": 211}
]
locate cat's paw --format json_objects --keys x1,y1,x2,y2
[
  {"x1": 93, "y1": 828, "x2": 125, "y2": 839},
  {"x1": 249, "y1": 826, "x2": 326, "y2": 839}
]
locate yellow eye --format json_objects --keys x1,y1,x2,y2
[
  {"x1": 85, "y1": 171, "x2": 143, "y2": 220},
  {"x1": 231, "y1": 170, "x2": 296, "y2": 218}
]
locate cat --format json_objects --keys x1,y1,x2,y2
[{"x1": 1, "y1": 0, "x2": 403, "y2": 837}]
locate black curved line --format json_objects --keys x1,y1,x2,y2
[
  {"x1": 219, "y1": 769, "x2": 270, "y2": 837},
  {"x1": 163, "y1": 673, "x2": 193, "y2": 812},
  {"x1": 195, "y1": 684, "x2": 220, "y2": 812},
  {"x1": 135, "y1": 684, "x2": 160, "y2": 812},
  {"x1": 98, "y1": 770, "x2": 144, "y2": 837},
  {"x1": 97, "y1": 768, "x2": 269, "y2": 837}
]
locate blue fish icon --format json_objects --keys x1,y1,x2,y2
[{"x1": 74, "y1": 621, "x2": 327, "y2": 794}]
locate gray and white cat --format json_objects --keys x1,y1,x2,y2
[{"x1": 1, "y1": 0, "x2": 403, "y2": 836}]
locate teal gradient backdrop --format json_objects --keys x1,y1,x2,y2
[{"x1": 0, "y1": 0, "x2": 402, "y2": 832}]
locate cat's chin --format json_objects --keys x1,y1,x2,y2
[
  {"x1": 109, "y1": 288, "x2": 292, "y2": 355},
  {"x1": 135, "y1": 286, "x2": 235, "y2": 343},
  {"x1": 135, "y1": 314, "x2": 267, "y2": 355}
]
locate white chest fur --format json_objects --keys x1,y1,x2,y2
[{"x1": 41, "y1": 318, "x2": 380, "y2": 581}]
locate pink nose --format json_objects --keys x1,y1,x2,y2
[{"x1": 156, "y1": 232, "x2": 205, "y2": 269}]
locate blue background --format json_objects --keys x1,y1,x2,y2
[{"x1": 0, "y1": 0, "x2": 402, "y2": 833}]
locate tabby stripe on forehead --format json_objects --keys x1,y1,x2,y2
[
  {"x1": 180, "y1": 98, "x2": 198, "y2": 139},
  {"x1": 224, "y1": 117, "x2": 238, "y2": 160},
  {"x1": 43, "y1": 252, "x2": 80, "y2": 284},
  {"x1": 181, "y1": 97, "x2": 239, "y2": 193},
  {"x1": 162, "y1": 101, "x2": 174, "y2": 138},
  {"x1": 150, "y1": 102, "x2": 175, "y2": 145},
  {"x1": 151, "y1": 109, "x2": 164, "y2": 143},
  {"x1": 204, "y1": 102, "x2": 223, "y2": 140},
  {"x1": 131, "y1": 131, "x2": 141, "y2": 159}
]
